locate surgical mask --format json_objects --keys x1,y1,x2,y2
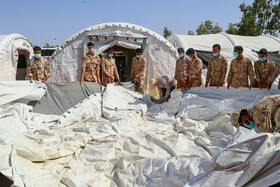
[
  {"x1": 233, "y1": 52, "x2": 239, "y2": 58},
  {"x1": 35, "y1": 53, "x2": 41, "y2": 58},
  {"x1": 136, "y1": 55, "x2": 141, "y2": 58},
  {"x1": 188, "y1": 56, "x2": 193, "y2": 60},
  {"x1": 89, "y1": 48, "x2": 95, "y2": 53},
  {"x1": 213, "y1": 52, "x2": 219, "y2": 57},
  {"x1": 244, "y1": 120, "x2": 256, "y2": 129},
  {"x1": 259, "y1": 57, "x2": 266, "y2": 62},
  {"x1": 108, "y1": 53, "x2": 113, "y2": 58},
  {"x1": 179, "y1": 53, "x2": 184, "y2": 58}
]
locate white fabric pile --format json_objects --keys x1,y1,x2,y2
[{"x1": 0, "y1": 82, "x2": 280, "y2": 187}]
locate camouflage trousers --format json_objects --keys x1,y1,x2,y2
[{"x1": 135, "y1": 79, "x2": 145, "y2": 94}]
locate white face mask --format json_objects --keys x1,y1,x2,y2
[{"x1": 89, "y1": 48, "x2": 95, "y2": 53}]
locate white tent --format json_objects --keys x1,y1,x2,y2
[
  {"x1": 167, "y1": 32, "x2": 280, "y2": 66},
  {"x1": 49, "y1": 22, "x2": 178, "y2": 90},
  {"x1": 0, "y1": 34, "x2": 33, "y2": 81}
]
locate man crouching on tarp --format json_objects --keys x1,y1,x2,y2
[
  {"x1": 149, "y1": 75, "x2": 176, "y2": 103},
  {"x1": 231, "y1": 95, "x2": 280, "y2": 133}
]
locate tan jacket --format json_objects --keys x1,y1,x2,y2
[
  {"x1": 206, "y1": 55, "x2": 228, "y2": 86},
  {"x1": 131, "y1": 56, "x2": 147, "y2": 80},
  {"x1": 101, "y1": 56, "x2": 119, "y2": 86},
  {"x1": 227, "y1": 57, "x2": 255, "y2": 88},
  {"x1": 175, "y1": 56, "x2": 189, "y2": 81},
  {"x1": 249, "y1": 95, "x2": 280, "y2": 133},
  {"x1": 269, "y1": 63, "x2": 280, "y2": 88},
  {"x1": 254, "y1": 59, "x2": 275, "y2": 88},
  {"x1": 27, "y1": 57, "x2": 51, "y2": 81},
  {"x1": 82, "y1": 53, "x2": 101, "y2": 82},
  {"x1": 187, "y1": 56, "x2": 203, "y2": 87}
]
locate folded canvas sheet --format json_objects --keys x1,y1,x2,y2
[{"x1": 0, "y1": 83, "x2": 280, "y2": 187}]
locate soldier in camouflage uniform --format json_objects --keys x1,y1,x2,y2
[
  {"x1": 254, "y1": 48, "x2": 275, "y2": 89},
  {"x1": 27, "y1": 46, "x2": 51, "y2": 82},
  {"x1": 131, "y1": 48, "x2": 147, "y2": 94},
  {"x1": 231, "y1": 95, "x2": 280, "y2": 133},
  {"x1": 175, "y1": 47, "x2": 189, "y2": 89},
  {"x1": 80, "y1": 42, "x2": 101, "y2": 84},
  {"x1": 101, "y1": 48, "x2": 121, "y2": 87},
  {"x1": 205, "y1": 44, "x2": 228, "y2": 88},
  {"x1": 227, "y1": 46, "x2": 255, "y2": 89},
  {"x1": 183, "y1": 48, "x2": 202, "y2": 88}
]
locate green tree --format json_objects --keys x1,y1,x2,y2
[
  {"x1": 228, "y1": 0, "x2": 280, "y2": 36},
  {"x1": 226, "y1": 23, "x2": 239, "y2": 35},
  {"x1": 163, "y1": 27, "x2": 172, "y2": 38},
  {"x1": 195, "y1": 20, "x2": 223, "y2": 35},
  {"x1": 43, "y1": 43, "x2": 58, "y2": 48},
  {"x1": 188, "y1": 30, "x2": 195, "y2": 35}
]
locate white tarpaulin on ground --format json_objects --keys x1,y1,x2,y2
[
  {"x1": 0, "y1": 34, "x2": 33, "y2": 81},
  {"x1": 1, "y1": 82, "x2": 280, "y2": 186}
]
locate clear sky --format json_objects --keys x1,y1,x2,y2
[{"x1": 0, "y1": 0, "x2": 254, "y2": 47}]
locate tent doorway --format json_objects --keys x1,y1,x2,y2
[
  {"x1": 16, "y1": 50, "x2": 29, "y2": 80},
  {"x1": 111, "y1": 45, "x2": 136, "y2": 82}
]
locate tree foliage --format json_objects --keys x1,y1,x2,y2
[
  {"x1": 163, "y1": 27, "x2": 172, "y2": 38},
  {"x1": 188, "y1": 30, "x2": 195, "y2": 35},
  {"x1": 195, "y1": 20, "x2": 223, "y2": 35},
  {"x1": 43, "y1": 43, "x2": 58, "y2": 48},
  {"x1": 226, "y1": 0, "x2": 280, "y2": 36}
]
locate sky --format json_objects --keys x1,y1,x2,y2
[{"x1": 0, "y1": 0, "x2": 255, "y2": 47}]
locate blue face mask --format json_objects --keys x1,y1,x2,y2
[
  {"x1": 89, "y1": 48, "x2": 95, "y2": 53},
  {"x1": 244, "y1": 120, "x2": 256, "y2": 129},
  {"x1": 108, "y1": 53, "x2": 113, "y2": 58},
  {"x1": 213, "y1": 52, "x2": 219, "y2": 57},
  {"x1": 188, "y1": 56, "x2": 193, "y2": 60},
  {"x1": 35, "y1": 53, "x2": 41, "y2": 59},
  {"x1": 233, "y1": 52, "x2": 239, "y2": 58},
  {"x1": 179, "y1": 53, "x2": 184, "y2": 58},
  {"x1": 136, "y1": 55, "x2": 141, "y2": 58},
  {"x1": 259, "y1": 57, "x2": 266, "y2": 62}
]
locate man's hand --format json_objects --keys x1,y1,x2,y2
[
  {"x1": 185, "y1": 83, "x2": 191, "y2": 89},
  {"x1": 249, "y1": 84, "x2": 252, "y2": 90},
  {"x1": 257, "y1": 81, "x2": 262, "y2": 90},
  {"x1": 165, "y1": 97, "x2": 168, "y2": 102},
  {"x1": 80, "y1": 78, "x2": 84, "y2": 84},
  {"x1": 133, "y1": 77, "x2": 137, "y2": 83},
  {"x1": 110, "y1": 76, "x2": 114, "y2": 81},
  {"x1": 267, "y1": 82, "x2": 272, "y2": 90},
  {"x1": 97, "y1": 80, "x2": 101, "y2": 85},
  {"x1": 205, "y1": 82, "x2": 208, "y2": 88}
]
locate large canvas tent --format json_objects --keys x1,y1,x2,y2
[
  {"x1": 0, "y1": 34, "x2": 33, "y2": 81},
  {"x1": 167, "y1": 32, "x2": 280, "y2": 68},
  {"x1": 49, "y1": 22, "x2": 178, "y2": 90}
]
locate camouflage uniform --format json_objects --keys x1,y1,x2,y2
[
  {"x1": 254, "y1": 59, "x2": 275, "y2": 88},
  {"x1": 184, "y1": 56, "x2": 202, "y2": 87},
  {"x1": 248, "y1": 95, "x2": 280, "y2": 133},
  {"x1": 156, "y1": 75, "x2": 176, "y2": 98},
  {"x1": 175, "y1": 56, "x2": 189, "y2": 89},
  {"x1": 269, "y1": 63, "x2": 280, "y2": 89},
  {"x1": 82, "y1": 53, "x2": 101, "y2": 82},
  {"x1": 227, "y1": 57, "x2": 255, "y2": 88},
  {"x1": 131, "y1": 56, "x2": 147, "y2": 94},
  {"x1": 101, "y1": 56, "x2": 120, "y2": 87},
  {"x1": 27, "y1": 57, "x2": 51, "y2": 82},
  {"x1": 206, "y1": 55, "x2": 228, "y2": 86}
]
